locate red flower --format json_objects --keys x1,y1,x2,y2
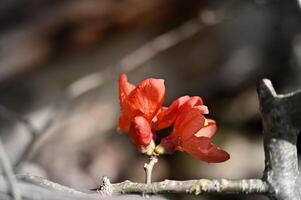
[
  {"x1": 119, "y1": 73, "x2": 229, "y2": 163},
  {"x1": 118, "y1": 73, "x2": 165, "y2": 154},
  {"x1": 157, "y1": 100, "x2": 230, "y2": 163},
  {"x1": 154, "y1": 95, "x2": 191, "y2": 130}
]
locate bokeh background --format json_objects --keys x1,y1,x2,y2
[{"x1": 1, "y1": 0, "x2": 301, "y2": 199}]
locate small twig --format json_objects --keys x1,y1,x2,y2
[
  {"x1": 98, "y1": 177, "x2": 269, "y2": 195},
  {"x1": 143, "y1": 156, "x2": 158, "y2": 184},
  {"x1": 0, "y1": 174, "x2": 148, "y2": 200},
  {"x1": 0, "y1": 138, "x2": 21, "y2": 200}
]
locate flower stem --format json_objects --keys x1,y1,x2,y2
[{"x1": 144, "y1": 156, "x2": 158, "y2": 184}]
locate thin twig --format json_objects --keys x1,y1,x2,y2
[
  {"x1": 98, "y1": 177, "x2": 269, "y2": 195},
  {"x1": 0, "y1": 138, "x2": 21, "y2": 200},
  {"x1": 1, "y1": 175, "x2": 162, "y2": 199},
  {"x1": 0, "y1": 174, "x2": 271, "y2": 199},
  {"x1": 143, "y1": 156, "x2": 158, "y2": 184}
]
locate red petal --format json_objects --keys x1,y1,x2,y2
[
  {"x1": 182, "y1": 136, "x2": 229, "y2": 163},
  {"x1": 171, "y1": 107, "x2": 205, "y2": 144},
  {"x1": 119, "y1": 73, "x2": 135, "y2": 107},
  {"x1": 119, "y1": 115, "x2": 131, "y2": 132},
  {"x1": 204, "y1": 144, "x2": 230, "y2": 163},
  {"x1": 194, "y1": 119, "x2": 216, "y2": 138},
  {"x1": 127, "y1": 78, "x2": 165, "y2": 121},
  {"x1": 118, "y1": 74, "x2": 136, "y2": 131},
  {"x1": 178, "y1": 96, "x2": 203, "y2": 113},
  {"x1": 129, "y1": 116, "x2": 153, "y2": 148},
  {"x1": 155, "y1": 96, "x2": 190, "y2": 130}
]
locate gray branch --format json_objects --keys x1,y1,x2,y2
[
  {"x1": 143, "y1": 156, "x2": 158, "y2": 184},
  {"x1": 98, "y1": 177, "x2": 269, "y2": 195},
  {"x1": 257, "y1": 79, "x2": 301, "y2": 200},
  {"x1": 0, "y1": 175, "x2": 149, "y2": 200}
]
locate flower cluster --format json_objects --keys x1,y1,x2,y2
[{"x1": 118, "y1": 73, "x2": 229, "y2": 163}]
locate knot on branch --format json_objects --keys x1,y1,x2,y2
[
  {"x1": 98, "y1": 176, "x2": 113, "y2": 195},
  {"x1": 188, "y1": 179, "x2": 214, "y2": 195}
]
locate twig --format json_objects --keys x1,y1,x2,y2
[
  {"x1": 143, "y1": 156, "x2": 158, "y2": 184},
  {"x1": 0, "y1": 175, "x2": 160, "y2": 200},
  {"x1": 0, "y1": 138, "x2": 21, "y2": 200},
  {"x1": 98, "y1": 177, "x2": 269, "y2": 195}
]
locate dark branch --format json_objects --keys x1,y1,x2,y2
[{"x1": 258, "y1": 79, "x2": 301, "y2": 200}]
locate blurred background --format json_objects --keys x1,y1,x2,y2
[{"x1": 1, "y1": 0, "x2": 301, "y2": 199}]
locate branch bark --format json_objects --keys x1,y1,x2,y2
[
  {"x1": 258, "y1": 79, "x2": 301, "y2": 200},
  {"x1": 98, "y1": 177, "x2": 269, "y2": 195},
  {"x1": 144, "y1": 156, "x2": 158, "y2": 184}
]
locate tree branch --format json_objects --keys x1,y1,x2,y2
[
  {"x1": 258, "y1": 79, "x2": 301, "y2": 200},
  {"x1": 98, "y1": 177, "x2": 269, "y2": 195}
]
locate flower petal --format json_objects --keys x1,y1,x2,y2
[
  {"x1": 155, "y1": 96, "x2": 190, "y2": 130},
  {"x1": 182, "y1": 136, "x2": 230, "y2": 163},
  {"x1": 195, "y1": 105, "x2": 209, "y2": 114},
  {"x1": 204, "y1": 144, "x2": 230, "y2": 163},
  {"x1": 172, "y1": 107, "x2": 205, "y2": 143},
  {"x1": 119, "y1": 73, "x2": 135, "y2": 107},
  {"x1": 178, "y1": 96, "x2": 203, "y2": 113},
  {"x1": 127, "y1": 78, "x2": 165, "y2": 121},
  {"x1": 118, "y1": 74, "x2": 136, "y2": 131},
  {"x1": 119, "y1": 115, "x2": 131, "y2": 132},
  {"x1": 129, "y1": 116, "x2": 153, "y2": 148},
  {"x1": 194, "y1": 119, "x2": 216, "y2": 138}
]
